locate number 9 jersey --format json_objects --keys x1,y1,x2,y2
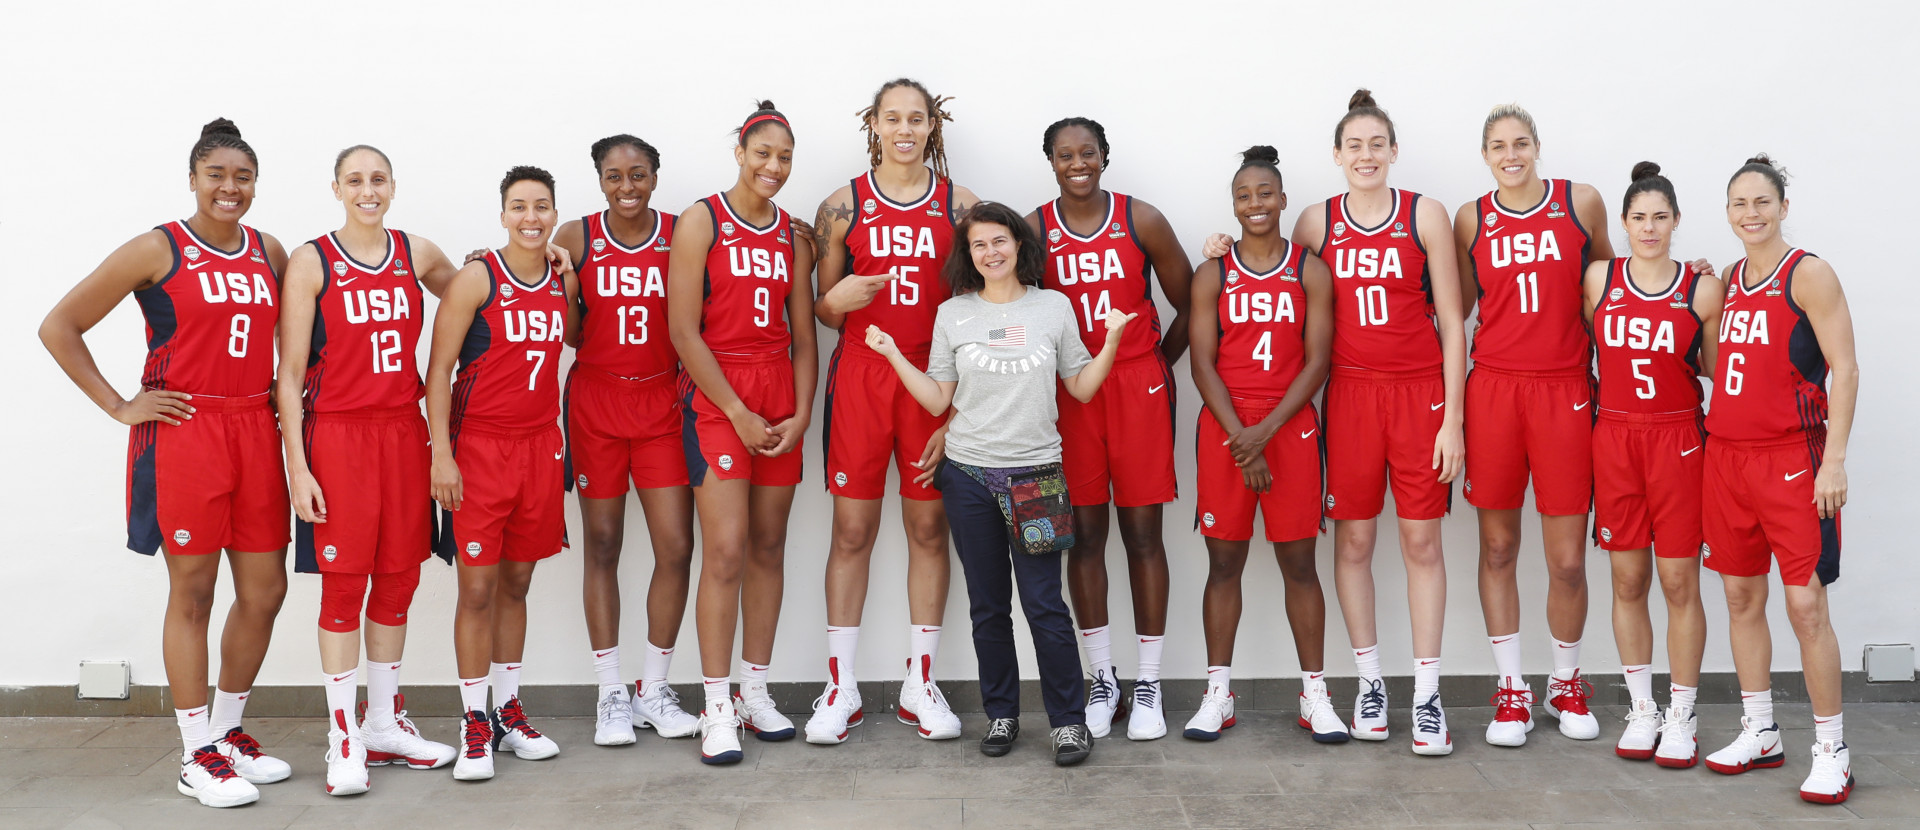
[{"x1": 699, "y1": 193, "x2": 795, "y2": 355}]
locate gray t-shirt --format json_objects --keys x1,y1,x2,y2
[{"x1": 926, "y1": 286, "x2": 1094, "y2": 467}]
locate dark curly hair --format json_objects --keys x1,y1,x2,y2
[
  {"x1": 944, "y1": 202, "x2": 1043, "y2": 295},
  {"x1": 499, "y1": 165, "x2": 555, "y2": 207}
]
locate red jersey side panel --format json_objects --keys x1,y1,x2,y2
[
  {"x1": 1706, "y1": 249, "x2": 1830, "y2": 443},
  {"x1": 1594, "y1": 259, "x2": 1705, "y2": 414},
  {"x1": 1213, "y1": 242, "x2": 1308, "y2": 399},
  {"x1": 449, "y1": 252, "x2": 568, "y2": 436},
  {"x1": 1322, "y1": 189, "x2": 1441, "y2": 372},
  {"x1": 1039, "y1": 192, "x2": 1162, "y2": 361},
  {"x1": 841, "y1": 172, "x2": 955, "y2": 361},
  {"x1": 577, "y1": 209, "x2": 677, "y2": 378},
  {"x1": 136, "y1": 221, "x2": 279, "y2": 396},
  {"x1": 700, "y1": 194, "x2": 795, "y2": 355},
  {"x1": 303, "y1": 230, "x2": 424, "y2": 412},
  {"x1": 1467, "y1": 180, "x2": 1592, "y2": 371}
]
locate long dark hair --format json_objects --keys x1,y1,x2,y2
[{"x1": 944, "y1": 202, "x2": 1043, "y2": 295}]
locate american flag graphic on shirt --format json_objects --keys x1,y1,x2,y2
[{"x1": 987, "y1": 325, "x2": 1027, "y2": 347}]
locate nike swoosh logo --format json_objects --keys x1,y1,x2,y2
[
  {"x1": 1484, "y1": 227, "x2": 1502, "y2": 238},
  {"x1": 1573, "y1": 402, "x2": 1589, "y2": 411},
  {"x1": 1556, "y1": 643, "x2": 1575, "y2": 648},
  {"x1": 464, "y1": 680, "x2": 485, "y2": 686},
  {"x1": 1430, "y1": 402, "x2": 1445, "y2": 410},
  {"x1": 331, "y1": 673, "x2": 353, "y2": 682},
  {"x1": 1625, "y1": 667, "x2": 1646, "y2": 673},
  {"x1": 1604, "y1": 302, "x2": 1627, "y2": 311},
  {"x1": 920, "y1": 627, "x2": 939, "y2": 633},
  {"x1": 860, "y1": 214, "x2": 883, "y2": 225},
  {"x1": 1300, "y1": 429, "x2": 1316, "y2": 439},
  {"x1": 332, "y1": 619, "x2": 346, "y2": 624},
  {"x1": 955, "y1": 316, "x2": 976, "y2": 325},
  {"x1": 595, "y1": 650, "x2": 614, "y2": 658},
  {"x1": 500, "y1": 298, "x2": 521, "y2": 306},
  {"x1": 1492, "y1": 636, "x2": 1515, "y2": 644},
  {"x1": 1785, "y1": 470, "x2": 1807, "y2": 481},
  {"x1": 505, "y1": 665, "x2": 521, "y2": 671},
  {"x1": 1148, "y1": 385, "x2": 1165, "y2": 394},
  {"x1": 721, "y1": 238, "x2": 742, "y2": 246},
  {"x1": 1681, "y1": 446, "x2": 1700, "y2": 456},
  {"x1": 554, "y1": 453, "x2": 563, "y2": 460},
  {"x1": 1419, "y1": 660, "x2": 1438, "y2": 666},
  {"x1": 1140, "y1": 637, "x2": 1163, "y2": 643},
  {"x1": 1329, "y1": 237, "x2": 1347, "y2": 247},
  {"x1": 1224, "y1": 283, "x2": 1245, "y2": 293},
  {"x1": 1049, "y1": 243, "x2": 1069, "y2": 253},
  {"x1": 336, "y1": 277, "x2": 360, "y2": 288},
  {"x1": 184, "y1": 260, "x2": 213, "y2": 270},
  {"x1": 591, "y1": 252, "x2": 614, "y2": 262}
]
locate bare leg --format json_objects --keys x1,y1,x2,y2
[
  {"x1": 1272, "y1": 538, "x2": 1326, "y2": 672},
  {"x1": 692, "y1": 478, "x2": 753, "y2": 677},
  {"x1": 1610, "y1": 548, "x2": 1655, "y2": 668},
  {"x1": 1114, "y1": 505, "x2": 1169, "y2": 637},
  {"x1": 1541, "y1": 514, "x2": 1591, "y2": 644},
  {"x1": 218, "y1": 549, "x2": 288, "y2": 693},
  {"x1": 1476, "y1": 508, "x2": 1524, "y2": 636},
  {"x1": 1654, "y1": 554, "x2": 1705, "y2": 688},
  {"x1": 901, "y1": 497, "x2": 951, "y2": 627},
  {"x1": 1398, "y1": 517, "x2": 1447, "y2": 658},
  {"x1": 161, "y1": 550, "x2": 222, "y2": 709},
  {"x1": 1064, "y1": 503, "x2": 1111, "y2": 629},
  {"x1": 1332, "y1": 518, "x2": 1379, "y2": 651},
  {"x1": 739, "y1": 484, "x2": 796, "y2": 666},
  {"x1": 579, "y1": 493, "x2": 628, "y2": 651},
  {"x1": 636, "y1": 486, "x2": 696, "y2": 649},
  {"x1": 822, "y1": 496, "x2": 883, "y2": 627},
  {"x1": 1199, "y1": 538, "x2": 1251, "y2": 665}
]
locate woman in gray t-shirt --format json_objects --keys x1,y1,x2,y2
[{"x1": 865, "y1": 202, "x2": 1131, "y2": 766}]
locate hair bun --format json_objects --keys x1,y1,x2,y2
[
  {"x1": 1630, "y1": 161, "x2": 1662, "y2": 182},
  {"x1": 1745, "y1": 153, "x2": 1778, "y2": 169},
  {"x1": 200, "y1": 117, "x2": 242, "y2": 139},
  {"x1": 754, "y1": 100, "x2": 778, "y2": 112},
  {"x1": 1241, "y1": 145, "x2": 1280, "y2": 165},
  {"x1": 1347, "y1": 89, "x2": 1378, "y2": 111}
]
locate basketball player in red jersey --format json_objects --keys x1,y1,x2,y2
[
  {"x1": 1699, "y1": 156, "x2": 1858, "y2": 805},
  {"x1": 274, "y1": 145, "x2": 463, "y2": 795},
  {"x1": 40, "y1": 119, "x2": 291, "y2": 808},
  {"x1": 1582, "y1": 162, "x2": 1719, "y2": 768},
  {"x1": 804, "y1": 79, "x2": 978, "y2": 744},
  {"x1": 1027, "y1": 117, "x2": 1194, "y2": 741},
  {"x1": 668, "y1": 102, "x2": 818, "y2": 765},
  {"x1": 549, "y1": 135, "x2": 701, "y2": 746},
  {"x1": 1182, "y1": 147, "x2": 1338, "y2": 746},
  {"x1": 425, "y1": 166, "x2": 577, "y2": 782},
  {"x1": 1454, "y1": 105, "x2": 1613, "y2": 747}
]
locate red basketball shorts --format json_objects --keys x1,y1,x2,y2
[
  {"x1": 682, "y1": 351, "x2": 802, "y2": 487},
  {"x1": 564, "y1": 365, "x2": 688, "y2": 498},
  {"x1": 297, "y1": 405, "x2": 433, "y2": 574},
  {"x1": 1056, "y1": 355, "x2": 1177, "y2": 508},
  {"x1": 823, "y1": 347, "x2": 944, "y2": 501},
  {"x1": 436, "y1": 422, "x2": 566, "y2": 566},
  {"x1": 126, "y1": 391, "x2": 289, "y2": 556},
  {"x1": 1702, "y1": 432, "x2": 1841, "y2": 586},
  {"x1": 1591, "y1": 410, "x2": 1704, "y2": 558},
  {"x1": 1464, "y1": 366, "x2": 1594, "y2": 515},
  {"x1": 1323, "y1": 368, "x2": 1451, "y2": 521},
  {"x1": 1195, "y1": 398, "x2": 1322, "y2": 543}
]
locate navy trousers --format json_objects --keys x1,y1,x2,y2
[{"x1": 938, "y1": 462, "x2": 1086, "y2": 727}]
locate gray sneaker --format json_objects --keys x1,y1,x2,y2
[
  {"x1": 980, "y1": 717, "x2": 1020, "y2": 757},
  {"x1": 1052, "y1": 724, "x2": 1092, "y2": 766}
]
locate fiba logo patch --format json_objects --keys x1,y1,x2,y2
[
  {"x1": 1202, "y1": 512, "x2": 1215, "y2": 528},
  {"x1": 592, "y1": 238, "x2": 606, "y2": 253},
  {"x1": 928, "y1": 200, "x2": 942, "y2": 217},
  {"x1": 333, "y1": 261, "x2": 349, "y2": 276},
  {"x1": 720, "y1": 222, "x2": 736, "y2": 236},
  {"x1": 173, "y1": 529, "x2": 191, "y2": 546},
  {"x1": 184, "y1": 245, "x2": 202, "y2": 261},
  {"x1": 577, "y1": 474, "x2": 589, "y2": 489},
  {"x1": 1047, "y1": 228, "x2": 1062, "y2": 244},
  {"x1": 1547, "y1": 201, "x2": 1566, "y2": 218},
  {"x1": 1609, "y1": 287, "x2": 1625, "y2": 302},
  {"x1": 862, "y1": 198, "x2": 877, "y2": 215},
  {"x1": 718, "y1": 455, "x2": 735, "y2": 471},
  {"x1": 834, "y1": 472, "x2": 847, "y2": 487},
  {"x1": 465, "y1": 541, "x2": 482, "y2": 559},
  {"x1": 1600, "y1": 527, "x2": 1613, "y2": 543},
  {"x1": 322, "y1": 544, "x2": 338, "y2": 563}
]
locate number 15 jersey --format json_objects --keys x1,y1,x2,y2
[{"x1": 840, "y1": 171, "x2": 955, "y2": 362}]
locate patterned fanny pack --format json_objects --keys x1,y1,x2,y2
[{"x1": 949, "y1": 461, "x2": 1076, "y2": 555}]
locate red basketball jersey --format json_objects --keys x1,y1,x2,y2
[
  {"x1": 700, "y1": 194, "x2": 796, "y2": 355},
  {"x1": 1321, "y1": 189, "x2": 1440, "y2": 372},
  {"x1": 577, "y1": 209, "x2": 677, "y2": 378},
  {"x1": 1214, "y1": 242, "x2": 1309, "y2": 399},
  {"x1": 1038, "y1": 192, "x2": 1163, "y2": 362},
  {"x1": 302, "y1": 230, "x2": 424, "y2": 412},
  {"x1": 136, "y1": 221, "x2": 279, "y2": 397},
  {"x1": 1594, "y1": 259, "x2": 1704, "y2": 414},
  {"x1": 841, "y1": 171, "x2": 956, "y2": 361},
  {"x1": 1706, "y1": 249, "x2": 1830, "y2": 442},
  {"x1": 1467, "y1": 179, "x2": 1592, "y2": 372},
  {"x1": 450, "y1": 251, "x2": 567, "y2": 435}
]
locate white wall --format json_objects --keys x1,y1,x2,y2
[{"x1": 4, "y1": 1, "x2": 1915, "y2": 690}]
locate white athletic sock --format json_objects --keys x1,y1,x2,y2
[
  {"x1": 737, "y1": 660, "x2": 770, "y2": 690},
  {"x1": 641, "y1": 641, "x2": 674, "y2": 685},
  {"x1": 1550, "y1": 637, "x2": 1581, "y2": 681},
  {"x1": 702, "y1": 676, "x2": 730, "y2": 707},
  {"x1": 1206, "y1": 666, "x2": 1231, "y2": 696},
  {"x1": 1669, "y1": 682, "x2": 1698, "y2": 712},
  {"x1": 1623, "y1": 664, "x2": 1654, "y2": 703},
  {"x1": 1353, "y1": 645, "x2": 1382, "y2": 683},
  {"x1": 1079, "y1": 625, "x2": 1114, "y2": 678},
  {"x1": 591, "y1": 645, "x2": 622, "y2": 693},
  {"x1": 1741, "y1": 689, "x2": 1774, "y2": 727},
  {"x1": 1137, "y1": 635, "x2": 1164, "y2": 682},
  {"x1": 908, "y1": 625, "x2": 941, "y2": 684},
  {"x1": 177, "y1": 705, "x2": 211, "y2": 758},
  {"x1": 1413, "y1": 657, "x2": 1441, "y2": 699},
  {"x1": 826, "y1": 626, "x2": 860, "y2": 688},
  {"x1": 209, "y1": 688, "x2": 249, "y2": 737},
  {"x1": 489, "y1": 662, "x2": 521, "y2": 709},
  {"x1": 323, "y1": 668, "x2": 361, "y2": 737},
  {"x1": 365, "y1": 660, "x2": 401, "y2": 726},
  {"x1": 1814, "y1": 711, "x2": 1844, "y2": 743},
  {"x1": 1303, "y1": 670, "x2": 1326, "y2": 695},
  {"x1": 1489, "y1": 633, "x2": 1523, "y2": 683},
  {"x1": 458, "y1": 676, "x2": 489, "y2": 713}
]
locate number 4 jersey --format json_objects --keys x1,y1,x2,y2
[
  {"x1": 137, "y1": 221, "x2": 280, "y2": 397},
  {"x1": 1214, "y1": 241, "x2": 1309, "y2": 398},
  {"x1": 302, "y1": 229, "x2": 424, "y2": 412},
  {"x1": 450, "y1": 251, "x2": 567, "y2": 434}
]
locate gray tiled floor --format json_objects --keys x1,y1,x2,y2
[{"x1": 2, "y1": 702, "x2": 1914, "y2": 828}]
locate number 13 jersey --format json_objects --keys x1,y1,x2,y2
[{"x1": 577, "y1": 209, "x2": 677, "y2": 378}]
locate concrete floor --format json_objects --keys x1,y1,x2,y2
[{"x1": 1, "y1": 702, "x2": 1915, "y2": 829}]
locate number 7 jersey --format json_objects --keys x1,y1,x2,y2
[{"x1": 451, "y1": 251, "x2": 567, "y2": 434}]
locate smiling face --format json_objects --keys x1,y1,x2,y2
[
  {"x1": 1481, "y1": 117, "x2": 1539, "y2": 189},
  {"x1": 190, "y1": 147, "x2": 256, "y2": 223},
  {"x1": 500, "y1": 179, "x2": 557, "y2": 250},
  {"x1": 733, "y1": 126, "x2": 793, "y2": 200},
  {"x1": 1621, "y1": 191, "x2": 1678, "y2": 260},
  {"x1": 1049, "y1": 125, "x2": 1105, "y2": 198},
  {"x1": 1232, "y1": 167, "x2": 1287, "y2": 237},
  {"x1": 1726, "y1": 172, "x2": 1788, "y2": 248},
  {"x1": 332, "y1": 148, "x2": 393, "y2": 228},
  {"x1": 1336, "y1": 115, "x2": 1397, "y2": 192},
  {"x1": 598, "y1": 143, "x2": 656, "y2": 220},
  {"x1": 967, "y1": 221, "x2": 1020, "y2": 284},
  {"x1": 871, "y1": 84, "x2": 933, "y2": 168}
]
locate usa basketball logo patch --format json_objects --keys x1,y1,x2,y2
[
  {"x1": 465, "y1": 542, "x2": 481, "y2": 558},
  {"x1": 1483, "y1": 212, "x2": 1497, "y2": 227},
  {"x1": 1333, "y1": 222, "x2": 1347, "y2": 236},
  {"x1": 1202, "y1": 512, "x2": 1215, "y2": 528},
  {"x1": 333, "y1": 261, "x2": 349, "y2": 276},
  {"x1": 592, "y1": 238, "x2": 606, "y2": 253},
  {"x1": 1609, "y1": 287, "x2": 1625, "y2": 301},
  {"x1": 500, "y1": 281, "x2": 515, "y2": 297},
  {"x1": 173, "y1": 529, "x2": 191, "y2": 546},
  {"x1": 1048, "y1": 228, "x2": 1062, "y2": 244},
  {"x1": 862, "y1": 199, "x2": 876, "y2": 215},
  {"x1": 322, "y1": 544, "x2": 338, "y2": 563},
  {"x1": 183, "y1": 245, "x2": 201, "y2": 261},
  {"x1": 720, "y1": 222, "x2": 736, "y2": 236},
  {"x1": 577, "y1": 474, "x2": 589, "y2": 489},
  {"x1": 718, "y1": 455, "x2": 734, "y2": 471},
  {"x1": 834, "y1": 472, "x2": 847, "y2": 487}
]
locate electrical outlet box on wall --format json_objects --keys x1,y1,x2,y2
[
  {"x1": 1865, "y1": 644, "x2": 1915, "y2": 683},
  {"x1": 77, "y1": 661, "x2": 130, "y2": 699}
]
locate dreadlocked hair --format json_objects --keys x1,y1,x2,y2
[
  {"x1": 189, "y1": 118, "x2": 257, "y2": 175},
  {"x1": 858, "y1": 78, "x2": 955, "y2": 180}
]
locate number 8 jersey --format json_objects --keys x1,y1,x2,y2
[
  {"x1": 450, "y1": 251, "x2": 567, "y2": 434},
  {"x1": 302, "y1": 230, "x2": 424, "y2": 412},
  {"x1": 136, "y1": 221, "x2": 279, "y2": 397},
  {"x1": 700, "y1": 193, "x2": 795, "y2": 355},
  {"x1": 1214, "y1": 241, "x2": 1308, "y2": 398}
]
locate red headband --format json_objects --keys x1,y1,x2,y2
[{"x1": 740, "y1": 113, "x2": 789, "y2": 136}]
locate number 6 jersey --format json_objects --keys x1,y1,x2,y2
[
  {"x1": 450, "y1": 251, "x2": 567, "y2": 434},
  {"x1": 302, "y1": 229, "x2": 423, "y2": 412}
]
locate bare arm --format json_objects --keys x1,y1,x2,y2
[
  {"x1": 866, "y1": 325, "x2": 956, "y2": 416},
  {"x1": 1794, "y1": 259, "x2": 1857, "y2": 520},
  {"x1": 425, "y1": 262, "x2": 491, "y2": 511},
  {"x1": 764, "y1": 232, "x2": 818, "y2": 457},
  {"x1": 1237, "y1": 253, "x2": 1333, "y2": 454},
  {"x1": 1132, "y1": 198, "x2": 1195, "y2": 364},
  {"x1": 1580, "y1": 259, "x2": 1608, "y2": 326},
  {"x1": 1060, "y1": 309, "x2": 1137, "y2": 403},
  {"x1": 1187, "y1": 259, "x2": 1240, "y2": 434},
  {"x1": 1693, "y1": 271, "x2": 1725, "y2": 380},
  {"x1": 1416, "y1": 196, "x2": 1467, "y2": 483},
  {"x1": 38, "y1": 230, "x2": 196, "y2": 426},
  {"x1": 550, "y1": 220, "x2": 587, "y2": 347},
  {"x1": 666, "y1": 206, "x2": 748, "y2": 420},
  {"x1": 1571, "y1": 183, "x2": 1616, "y2": 265},
  {"x1": 405, "y1": 233, "x2": 461, "y2": 299},
  {"x1": 1289, "y1": 203, "x2": 1326, "y2": 255},
  {"x1": 1453, "y1": 201, "x2": 1481, "y2": 322},
  {"x1": 276, "y1": 242, "x2": 325, "y2": 522},
  {"x1": 812, "y1": 186, "x2": 887, "y2": 330}
]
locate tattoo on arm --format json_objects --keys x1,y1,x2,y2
[
  {"x1": 951, "y1": 202, "x2": 972, "y2": 224},
  {"x1": 815, "y1": 202, "x2": 854, "y2": 242}
]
